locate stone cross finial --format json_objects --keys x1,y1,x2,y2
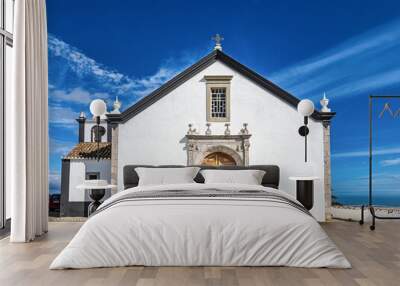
[
  {"x1": 320, "y1": 92, "x2": 331, "y2": 112},
  {"x1": 212, "y1": 34, "x2": 224, "y2": 51}
]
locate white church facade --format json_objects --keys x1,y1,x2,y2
[{"x1": 61, "y1": 45, "x2": 335, "y2": 221}]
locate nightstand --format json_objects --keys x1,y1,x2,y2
[{"x1": 289, "y1": 176, "x2": 319, "y2": 210}]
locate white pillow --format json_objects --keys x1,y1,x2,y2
[
  {"x1": 135, "y1": 167, "x2": 200, "y2": 186},
  {"x1": 200, "y1": 169, "x2": 266, "y2": 185}
]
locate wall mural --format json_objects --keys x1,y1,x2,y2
[{"x1": 47, "y1": 1, "x2": 400, "y2": 215}]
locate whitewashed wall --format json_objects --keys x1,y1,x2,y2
[
  {"x1": 117, "y1": 61, "x2": 326, "y2": 221},
  {"x1": 69, "y1": 159, "x2": 111, "y2": 202}
]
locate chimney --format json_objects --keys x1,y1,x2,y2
[{"x1": 76, "y1": 112, "x2": 86, "y2": 143}]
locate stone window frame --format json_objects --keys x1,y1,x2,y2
[{"x1": 205, "y1": 75, "x2": 233, "y2": 122}]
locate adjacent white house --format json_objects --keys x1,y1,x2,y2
[
  {"x1": 61, "y1": 45, "x2": 335, "y2": 221},
  {"x1": 59, "y1": 99, "x2": 121, "y2": 216}
]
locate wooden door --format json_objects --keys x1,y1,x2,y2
[{"x1": 202, "y1": 152, "x2": 236, "y2": 166}]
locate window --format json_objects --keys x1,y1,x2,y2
[
  {"x1": 86, "y1": 172, "x2": 100, "y2": 180},
  {"x1": 1, "y1": 0, "x2": 14, "y2": 230},
  {"x1": 211, "y1": 87, "x2": 227, "y2": 118},
  {"x1": 205, "y1": 75, "x2": 232, "y2": 122}
]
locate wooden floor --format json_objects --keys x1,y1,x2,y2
[{"x1": 0, "y1": 221, "x2": 399, "y2": 286}]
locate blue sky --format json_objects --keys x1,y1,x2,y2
[{"x1": 47, "y1": 0, "x2": 400, "y2": 204}]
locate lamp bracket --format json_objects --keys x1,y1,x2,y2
[{"x1": 298, "y1": 126, "x2": 309, "y2": 137}]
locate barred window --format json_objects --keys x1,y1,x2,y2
[
  {"x1": 205, "y1": 75, "x2": 232, "y2": 122},
  {"x1": 211, "y1": 87, "x2": 226, "y2": 118}
]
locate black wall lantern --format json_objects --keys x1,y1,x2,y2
[{"x1": 297, "y1": 99, "x2": 315, "y2": 162}]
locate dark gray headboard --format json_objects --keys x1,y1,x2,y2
[{"x1": 123, "y1": 165, "x2": 280, "y2": 190}]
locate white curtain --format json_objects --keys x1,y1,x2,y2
[{"x1": 8, "y1": 0, "x2": 48, "y2": 242}]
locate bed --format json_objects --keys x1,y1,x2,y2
[{"x1": 50, "y1": 165, "x2": 350, "y2": 269}]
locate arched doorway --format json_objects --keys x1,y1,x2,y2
[{"x1": 202, "y1": 152, "x2": 237, "y2": 166}]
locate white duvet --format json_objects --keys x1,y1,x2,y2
[{"x1": 50, "y1": 183, "x2": 350, "y2": 269}]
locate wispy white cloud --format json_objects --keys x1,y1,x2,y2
[
  {"x1": 381, "y1": 157, "x2": 400, "y2": 166},
  {"x1": 327, "y1": 68, "x2": 400, "y2": 99},
  {"x1": 49, "y1": 138, "x2": 75, "y2": 156},
  {"x1": 48, "y1": 35, "x2": 131, "y2": 93},
  {"x1": 333, "y1": 147, "x2": 400, "y2": 158},
  {"x1": 49, "y1": 171, "x2": 61, "y2": 190},
  {"x1": 48, "y1": 34, "x2": 192, "y2": 100},
  {"x1": 50, "y1": 87, "x2": 110, "y2": 105},
  {"x1": 134, "y1": 68, "x2": 177, "y2": 97},
  {"x1": 49, "y1": 105, "x2": 79, "y2": 127},
  {"x1": 270, "y1": 19, "x2": 400, "y2": 99},
  {"x1": 47, "y1": 35, "x2": 201, "y2": 181}
]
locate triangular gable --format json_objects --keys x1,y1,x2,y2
[{"x1": 107, "y1": 50, "x2": 333, "y2": 124}]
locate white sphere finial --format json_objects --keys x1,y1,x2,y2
[
  {"x1": 90, "y1": 99, "x2": 107, "y2": 117},
  {"x1": 297, "y1": 99, "x2": 315, "y2": 117}
]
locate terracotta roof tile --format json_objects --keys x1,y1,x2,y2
[{"x1": 64, "y1": 142, "x2": 111, "y2": 160}]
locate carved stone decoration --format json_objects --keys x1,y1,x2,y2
[
  {"x1": 205, "y1": 123, "x2": 212, "y2": 135},
  {"x1": 243, "y1": 123, "x2": 249, "y2": 134},
  {"x1": 187, "y1": 123, "x2": 197, "y2": 135},
  {"x1": 186, "y1": 134, "x2": 251, "y2": 166},
  {"x1": 239, "y1": 123, "x2": 249, "y2": 135},
  {"x1": 224, "y1": 123, "x2": 231, "y2": 135},
  {"x1": 244, "y1": 141, "x2": 250, "y2": 151}
]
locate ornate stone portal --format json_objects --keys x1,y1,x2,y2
[{"x1": 186, "y1": 134, "x2": 251, "y2": 166}]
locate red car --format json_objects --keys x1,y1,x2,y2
[{"x1": 49, "y1": 194, "x2": 60, "y2": 211}]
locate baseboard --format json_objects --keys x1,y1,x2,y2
[{"x1": 0, "y1": 218, "x2": 11, "y2": 239}]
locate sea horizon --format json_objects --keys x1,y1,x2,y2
[
  {"x1": 50, "y1": 188, "x2": 400, "y2": 207},
  {"x1": 334, "y1": 193, "x2": 400, "y2": 207}
]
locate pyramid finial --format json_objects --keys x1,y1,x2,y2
[
  {"x1": 320, "y1": 92, "x2": 331, "y2": 112},
  {"x1": 111, "y1": 96, "x2": 121, "y2": 114}
]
